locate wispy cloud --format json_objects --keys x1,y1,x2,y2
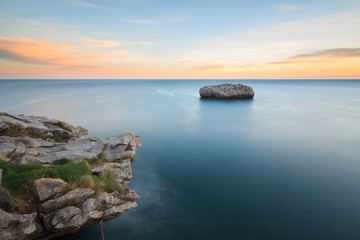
[
  {"x1": 0, "y1": 49, "x2": 52, "y2": 65},
  {"x1": 94, "y1": 32, "x2": 114, "y2": 36},
  {"x1": 126, "y1": 18, "x2": 157, "y2": 23},
  {"x1": 181, "y1": 61, "x2": 216, "y2": 64},
  {"x1": 87, "y1": 39, "x2": 155, "y2": 47},
  {"x1": 66, "y1": 0, "x2": 100, "y2": 8},
  {"x1": 103, "y1": 50, "x2": 130, "y2": 56},
  {"x1": 269, "y1": 47, "x2": 360, "y2": 64},
  {"x1": 181, "y1": 61, "x2": 226, "y2": 69},
  {"x1": 0, "y1": 37, "x2": 98, "y2": 68},
  {"x1": 193, "y1": 64, "x2": 225, "y2": 70},
  {"x1": 87, "y1": 39, "x2": 124, "y2": 47},
  {"x1": 64, "y1": 0, "x2": 120, "y2": 11},
  {"x1": 182, "y1": 61, "x2": 258, "y2": 70},
  {"x1": 136, "y1": 41, "x2": 156, "y2": 46},
  {"x1": 274, "y1": 4, "x2": 304, "y2": 13},
  {"x1": 291, "y1": 48, "x2": 360, "y2": 59}
]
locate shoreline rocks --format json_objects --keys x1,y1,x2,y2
[
  {"x1": 199, "y1": 83, "x2": 254, "y2": 99},
  {"x1": 0, "y1": 113, "x2": 142, "y2": 165},
  {"x1": 0, "y1": 113, "x2": 142, "y2": 240}
]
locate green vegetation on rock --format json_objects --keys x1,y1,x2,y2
[
  {"x1": 52, "y1": 158, "x2": 72, "y2": 165},
  {"x1": 55, "y1": 121, "x2": 72, "y2": 132},
  {"x1": 1, "y1": 126, "x2": 42, "y2": 138},
  {"x1": 0, "y1": 159, "x2": 124, "y2": 210},
  {"x1": 51, "y1": 135, "x2": 66, "y2": 143}
]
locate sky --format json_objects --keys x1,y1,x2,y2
[{"x1": 0, "y1": 0, "x2": 359, "y2": 79}]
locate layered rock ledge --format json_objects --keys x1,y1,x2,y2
[
  {"x1": 0, "y1": 113, "x2": 142, "y2": 240},
  {"x1": 199, "y1": 83, "x2": 254, "y2": 99}
]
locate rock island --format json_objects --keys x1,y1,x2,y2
[{"x1": 199, "y1": 83, "x2": 254, "y2": 99}]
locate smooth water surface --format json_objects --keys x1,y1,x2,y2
[{"x1": 1, "y1": 79, "x2": 360, "y2": 240}]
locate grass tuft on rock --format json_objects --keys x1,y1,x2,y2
[
  {"x1": 52, "y1": 158, "x2": 72, "y2": 165},
  {"x1": 55, "y1": 121, "x2": 72, "y2": 132},
  {"x1": 97, "y1": 152, "x2": 105, "y2": 159},
  {"x1": 85, "y1": 157, "x2": 102, "y2": 166},
  {"x1": 99, "y1": 171, "x2": 125, "y2": 194},
  {"x1": 51, "y1": 135, "x2": 66, "y2": 143},
  {"x1": 1, "y1": 126, "x2": 42, "y2": 138},
  {"x1": 121, "y1": 155, "x2": 136, "y2": 163}
]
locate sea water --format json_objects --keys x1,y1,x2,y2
[{"x1": 0, "y1": 79, "x2": 360, "y2": 239}]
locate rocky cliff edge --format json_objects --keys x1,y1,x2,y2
[{"x1": 0, "y1": 113, "x2": 142, "y2": 240}]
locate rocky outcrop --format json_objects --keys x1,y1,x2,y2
[
  {"x1": 0, "y1": 185, "x2": 139, "y2": 240},
  {"x1": 40, "y1": 188, "x2": 95, "y2": 214},
  {"x1": 199, "y1": 83, "x2": 254, "y2": 99},
  {"x1": 0, "y1": 113, "x2": 142, "y2": 240},
  {"x1": 40, "y1": 189, "x2": 138, "y2": 238},
  {"x1": 0, "y1": 113, "x2": 142, "y2": 165},
  {"x1": 0, "y1": 113, "x2": 87, "y2": 140},
  {"x1": 91, "y1": 159, "x2": 133, "y2": 186},
  {"x1": 0, "y1": 209, "x2": 42, "y2": 240},
  {"x1": 33, "y1": 179, "x2": 67, "y2": 202}
]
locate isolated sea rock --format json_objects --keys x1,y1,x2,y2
[
  {"x1": 0, "y1": 113, "x2": 142, "y2": 164},
  {"x1": 33, "y1": 178, "x2": 67, "y2": 202},
  {"x1": 199, "y1": 83, "x2": 254, "y2": 99}
]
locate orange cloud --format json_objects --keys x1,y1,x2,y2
[{"x1": 0, "y1": 36, "x2": 99, "y2": 68}]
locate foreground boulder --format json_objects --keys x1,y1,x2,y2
[
  {"x1": 0, "y1": 188, "x2": 18, "y2": 213},
  {"x1": 33, "y1": 178, "x2": 67, "y2": 202},
  {"x1": 199, "y1": 83, "x2": 254, "y2": 99},
  {"x1": 0, "y1": 113, "x2": 142, "y2": 239}
]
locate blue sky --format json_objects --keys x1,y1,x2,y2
[{"x1": 0, "y1": 0, "x2": 359, "y2": 78}]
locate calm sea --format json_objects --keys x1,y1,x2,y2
[{"x1": 1, "y1": 79, "x2": 360, "y2": 240}]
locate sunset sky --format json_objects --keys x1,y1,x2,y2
[{"x1": 0, "y1": 0, "x2": 359, "y2": 79}]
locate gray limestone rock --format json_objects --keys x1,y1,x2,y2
[
  {"x1": 41, "y1": 188, "x2": 95, "y2": 214},
  {"x1": 0, "y1": 113, "x2": 142, "y2": 164},
  {"x1": 199, "y1": 83, "x2": 255, "y2": 99},
  {"x1": 40, "y1": 188, "x2": 138, "y2": 237},
  {"x1": 0, "y1": 188, "x2": 18, "y2": 213},
  {"x1": 33, "y1": 178, "x2": 67, "y2": 202},
  {"x1": 91, "y1": 159, "x2": 133, "y2": 186},
  {"x1": 0, "y1": 209, "x2": 41, "y2": 240},
  {"x1": 103, "y1": 133, "x2": 143, "y2": 160}
]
